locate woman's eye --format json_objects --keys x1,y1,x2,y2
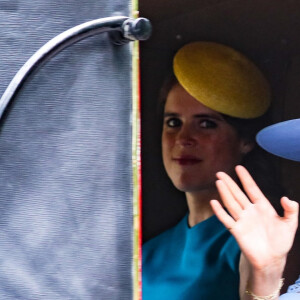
[
  {"x1": 199, "y1": 120, "x2": 217, "y2": 129},
  {"x1": 166, "y1": 118, "x2": 182, "y2": 128}
]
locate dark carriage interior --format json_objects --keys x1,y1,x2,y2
[{"x1": 139, "y1": 0, "x2": 300, "y2": 289}]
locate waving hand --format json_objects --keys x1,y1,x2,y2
[{"x1": 210, "y1": 165, "x2": 299, "y2": 298}]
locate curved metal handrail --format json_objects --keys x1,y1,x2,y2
[{"x1": 0, "y1": 16, "x2": 151, "y2": 120}]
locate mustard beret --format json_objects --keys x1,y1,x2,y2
[{"x1": 173, "y1": 42, "x2": 271, "y2": 118}]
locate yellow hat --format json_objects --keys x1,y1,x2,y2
[{"x1": 173, "y1": 42, "x2": 271, "y2": 118}]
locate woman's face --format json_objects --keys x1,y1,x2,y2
[{"x1": 162, "y1": 83, "x2": 248, "y2": 193}]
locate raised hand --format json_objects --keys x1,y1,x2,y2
[{"x1": 210, "y1": 165, "x2": 299, "y2": 272}]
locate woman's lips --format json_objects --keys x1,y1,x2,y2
[{"x1": 173, "y1": 156, "x2": 202, "y2": 166}]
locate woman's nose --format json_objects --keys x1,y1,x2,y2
[{"x1": 176, "y1": 126, "x2": 196, "y2": 147}]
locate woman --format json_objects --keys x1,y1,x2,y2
[{"x1": 142, "y1": 42, "x2": 299, "y2": 299}]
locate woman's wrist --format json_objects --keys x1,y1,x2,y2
[
  {"x1": 246, "y1": 258, "x2": 286, "y2": 298},
  {"x1": 245, "y1": 278, "x2": 284, "y2": 300}
]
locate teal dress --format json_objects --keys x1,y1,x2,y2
[{"x1": 142, "y1": 215, "x2": 241, "y2": 300}]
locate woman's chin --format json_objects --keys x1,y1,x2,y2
[{"x1": 172, "y1": 181, "x2": 216, "y2": 194}]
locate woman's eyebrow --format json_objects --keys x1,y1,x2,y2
[
  {"x1": 163, "y1": 112, "x2": 179, "y2": 118},
  {"x1": 194, "y1": 114, "x2": 224, "y2": 121},
  {"x1": 164, "y1": 112, "x2": 223, "y2": 121}
]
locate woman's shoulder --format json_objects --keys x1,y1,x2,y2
[
  {"x1": 143, "y1": 215, "x2": 188, "y2": 250},
  {"x1": 143, "y1": 214, "x2": 240, "y2": 262}
]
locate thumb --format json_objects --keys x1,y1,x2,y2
[{"x1": 281, "y1": 196, "x2": 299, "y2": 225}]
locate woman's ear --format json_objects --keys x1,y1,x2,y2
[{"x1": 240, "y1": 139, "x2": 255, "y2": 155}]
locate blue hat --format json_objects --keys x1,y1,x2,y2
[{"x1": 256, "y1": 119, "x2": 300, "y2": 162}]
